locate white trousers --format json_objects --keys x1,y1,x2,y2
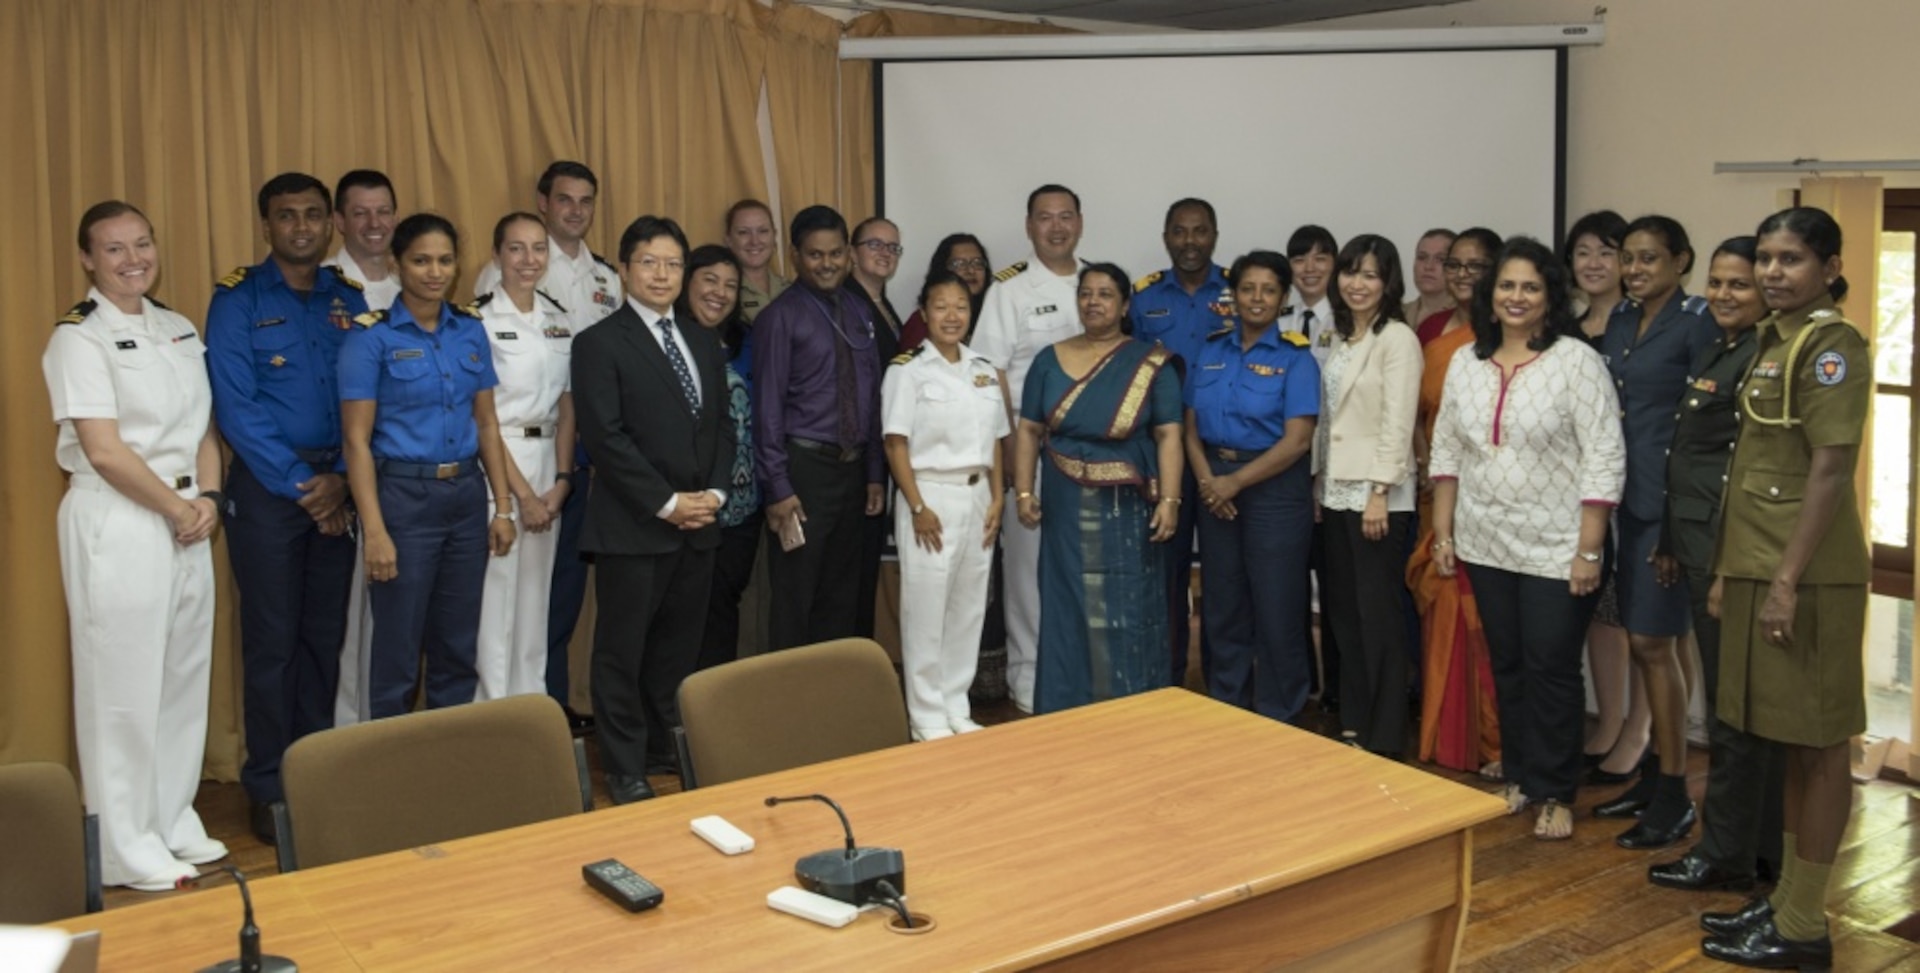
[
  {"x1": 896, "y1": 473, "x2": 993, "y2": 730},
  {"x1": 1000, "y1": 476, "x2": 1041, "y2": 711},
  {"x1": 475, "y1": 435, "x2": 558, "y2": 700},
  {"x1": 58, "y1": 483, "x2": 215, "y2": 886},
  {"x1": 334, "y1": 540, "x2": 374, "y2": 725}
]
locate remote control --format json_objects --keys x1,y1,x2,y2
[
  {"x1": 691, "y1": 815, "x2": 755, "y2": 855},
  {"x1": 583, "y1": 859, "x2": 664, "y2": 912},
  {"x1": 767, "y1": 885, "x2": 861, "y2": 928}
]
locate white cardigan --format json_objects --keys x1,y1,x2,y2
[{"x1": 1312, "y1": 319, "x2": 1423, "y2": 485}]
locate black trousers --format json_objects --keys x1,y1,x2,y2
[
  {"x1": 1469, "y1": 561, "x2": 1598, "y2": 804},
  {"x1": 590, "y1": 545, "x2": 713, "y2": 779},
  {"x1": 1308, "y1": 518, "x2": 1341, "y2": 702},
  {"x1": 766, "y1": 447, "x2": 867, "y2": 650},
  {"x1": 697, "y1": 512, "x2": 763, "y2": 671},
  {"x1": 1686, "y1": 563, "x2": 1786, "y2": 876},
  {"x1": 1323, "y1": 509, "x2": 1413, "y2": 756},
  {"x1": 854, "y1": 490, "x2": 888, "y2": 640}
]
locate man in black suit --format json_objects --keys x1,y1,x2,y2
[{"x1": 571, "y1": 216, "x2": 733, "y2": 804}]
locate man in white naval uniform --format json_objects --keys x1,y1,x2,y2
[
  {"x1": 967, "y1": 184, "x2": 1088, "y2": 713},
  {"x1": 328, "y1": 169, "x2": 400, "y2": 312}
]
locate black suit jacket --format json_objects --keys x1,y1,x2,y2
[{"x1": 571, "y1": 304, "x2": 734, "y2": 556}]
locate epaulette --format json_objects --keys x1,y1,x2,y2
[
  {"x1": 537, "y1": 289, "x2": 568, "y2": 315},
  {"x1": 56, "y1": 299, "x2": 96, "y2": 327},
  {"x1": 1133, "y1": 270, "x2": 1163, "y2": 293},
  {"x1": 324, "y1": 265, "x2": 364, "y2": 292},
  {"x1": 994, "y1": 261, "x2": 1027, "y2": 283},
  {"x1": 1205, "y1": 323, "x2": 1234, "y2": 340},
  {"x1": 352, "y1": 310, "x2": 387, "y2": 328},
  {"x1": 592, "y1": 252, "x2": 617, "y2": 271},
  {"x1": 454, "y1": 299, "x2": 485, "y2": 319},
  {"x1": 147, "y1": 296, "x2": 172, "y2": 311},
  {"x1": 215, "y1": 265, "x2": 249, "y2": 291},
  {"x1": 1279, "y1": 330, "x2": 1311, "y2": 348},
  {"x1": 1612, "y1": 298, "x2": 1635, "y2": 315},
  {"x1": 1681, "y1": 295, "x2": 1709, "y2": 315},
  {"x1": 890, "y1": 345, "x2": 925, "y2": 366},
  {"x1": 1806, "y1": 307, "x2": 1860, "y2": 334}
]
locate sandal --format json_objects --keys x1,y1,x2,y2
[
  {"x1": 1500, "y1": 783, "x2": 1528, "y2": 816},
  {"x1": 1533, "y1": 800, "x2": 1573, "y2": 841},
  {"x1": 1478, "y1": 760, "x2": 1504, "y2": 782}
]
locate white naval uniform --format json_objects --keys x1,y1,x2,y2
[
  {"x1": 328, "y1": 250, "x2": 394, "y2": 725},
  {"x1": 882, "y1": 344, "x2": 1009, "y2": 734},
  {"x1": 1278, "y1": 288, "x2": 1336, "y2": 367},
  {"x1": 472, "y1": 240, "x2": 623, "y2": 333},
  {"x1": 474, "y1": 289, "x2": 573, "y2": 699},
  {"x1": 42, "y1": 288, "x2": 220, "y2": 888},
  {"x1": 967, "y1": 256, "x2": 1081, "y2": 711},
  {"x1": 328, "y1": 248, "x2": 400, "y2": 314}
]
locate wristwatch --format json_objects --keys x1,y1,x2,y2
[
  {"x1": 1370, "y1": 482, "x2": 1390, "y2": 496},
  {"x1": 911, "y1": 502, "x2": 926, "y2": 516},
  {"x1": 1577, "y1": 550, "x2": 1603, "y2": 563}
]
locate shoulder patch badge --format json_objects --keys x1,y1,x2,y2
[
  {"x1": 994, "y1": 261, "x2": 1028, "y2": 283},
  {"x1": 1813, "y1": 350, "x2": 1847, "y2": 385},
  {"x1": 56, "y1": 299, "x2": 97, "y2": 327},
  {"x1": 353, "y1": 310, "x2": 388, "y2": 328}
]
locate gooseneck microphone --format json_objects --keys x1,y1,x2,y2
[
  {"x1": 764, "y1": 793, "x2": 906, "y2": 907},
  {"x1": 192, "y1": 865, "x2": 298, "y2": 973}
]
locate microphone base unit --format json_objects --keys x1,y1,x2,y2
[
  {"x1": 199, "y1": 957, "x2": 298, "y2": 973},
  {"x1": 793, "y1": 846, "x2": 906, "y2": 907}
]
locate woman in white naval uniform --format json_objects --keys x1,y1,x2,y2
[
  {"x1": 475, "y1": 213, "x2": 575, "y2": 699},
  {"x1": 42, "y1": 201, "x2": 228, "y2": 891},
  {"x1": 882, "y1": 270, "x2": 1009, "y2": 740}
]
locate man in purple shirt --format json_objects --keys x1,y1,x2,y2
[{"x1": 752, "y1": 205, "x2": 886, "y2": 649}]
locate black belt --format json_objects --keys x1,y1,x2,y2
[
  {"x1": 376, "y1": 457, "x2": 479, "y2": 480},
  {"x1": 788, "y1": 436, "x2": 864, "y2": 463},
  {"x1": 294, "y1": 447, "x2": 342, "y2": 466},
  {"x1": 1205, "y1": 444, "x2": 1255, "y2": 462}
]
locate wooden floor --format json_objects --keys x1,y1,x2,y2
[{"x1": 108, "y1": 690, "x2": 1920, "y2": 971}]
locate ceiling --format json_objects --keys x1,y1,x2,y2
[{"x1": 875, "y1": 0, "x2": 1465, "y2": 30}]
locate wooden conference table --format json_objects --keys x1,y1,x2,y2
[{"x1": 55, "y1": 689, "x2": 1505, "y2": 971}]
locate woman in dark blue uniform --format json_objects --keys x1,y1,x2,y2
[
  {"x1": 339, "y1": 213, "x2": 516, "y2": 719},
  {"x1": 1183, "y1": 250, "x2": 1320, "y2": 723}
]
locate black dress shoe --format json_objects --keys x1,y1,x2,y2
[
  {"x1": 606, "y1": 774, "x2": 657, "y2": 806},
  {"x1": 1701, "y1": 896, "x2": 1774, "y2": 936},
  {"x1": 1650, "y1": 852, "x2": 1756, "y2": 892},
  {"x1": 1594, "y1": 794, "x2": 1650, "y2": 819},
  {"x1": 1617, "y1": 803, "x2": 1696, "y2": 849},
  {"x1": 249, "y1": 801, "x2": 277, "y2": 845},
  {"x1": 1701, "y1": 915, "x2": 1832, "y2": 970}
]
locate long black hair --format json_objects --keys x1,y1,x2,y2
[
  {"x1": 1471, "y1": 237, "x2": 1578, "y2": 359},
  {"x1": 924, "y1": 232, "x2": 992, "y2": 327},
  {"x1": 677, "y1": 243, "x2": 747, "y2": 358},
  {"x1": 1330, "y1": 234, "x2": 1406, "y2": 337}
]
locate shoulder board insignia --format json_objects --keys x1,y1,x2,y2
[
  {"x1": 592, "y1": 252, "x2": 616, "y2": 271},
  {"x1": 1133, "y1": 270, "x2": 1164, "y2": 293},
  {"x1": 56, "y1": 299, "x2": 97, "y2": 327},
  {"x1": 536, "y1": 289, "x2": 568, "y2": 315},
  {"x1": 147, "y1": 296, "x2": 172, "y2": 311},
  {"x1": 1280, "y1": 330, "x2": 1311, "y2": 348},
  {"x1": 1206, "y1": 324, "x2": 1234, "y2": 339},
  {"x1": 1612, "y1": 298, "x2": 1636, "y2": 314},
  {"x1": 890, "y1": 345, "x2": 924, "y2": 366},
  {"x1": 352, "y1": 310, "x2": 387, "y2": 328},
  {"x1": 215, "y1": 266, "x2": 249, "y2": 290},
  {"x1": 1681, "y1": 295, "x2": 1709, "y2": 315},
  {"x1": 468, "y1": 292, "x2": 495, "y2": 310},
  {"x1": 994, "y1": 261, "x2": 1028, "y2": 283},
  {"x1": 324, "y1": 265, "x2": 364, "y2": 292}
]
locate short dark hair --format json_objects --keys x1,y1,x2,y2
[
  {"x1": 1756, "y1": 207, "x2": 1848, "y2": 301},
  {"x1": 537, "y1": 161, "x2": 598, "y2": 197},
  {"x1": 1711, "y1": 235, "x2": 1758, "y2": 266},
  {"x1": 725, "y1": 199, "x2": 772, "y2": 234},
  {"x1": 851, "y1": 216, "x2": 896, "y2": 245},
  {"x1": 788, "y1": 205, "x2": 848, "y2": 249},
  {"x1": 1226, "y1": 250, "x2": 1295, "y2": 296},
  {"x1": 1452, "y1": 227, "x2": 1505, "y2": 261},
  {"x1": 1164, "y1": 198, "x2": 1217, "y2": 230},
  {"x1": 491, "y1": 211, "x2": 546, "y2": 253},
  {"x1": 333, "y1": 169, "x2": 395, "y2": 213},
  {"x1": 77, "y1": 200, "x2": 150, "y2": 252},
  {"x1": 924, "y1": 233, "x2": 992, "y2": 325},
  {"x1": 1285, "y1": 224, "x2": 1337, "y2": 260},
  {"x1": 1623, "y1": 214, "x2": 1696, "y2": 275},
  {"x1": 391, "y1": 213, "x2": 459, "y2": 259},
  {"x1": 617, "y1": 215, "x2": 689, "y2": 265},
  {"x1": 1560, "y1": 209, "x2": 1627, "y2": 262},
  {"x1": 1027, "y1": 184, "x2": 1081, "y2": 216},
  {"x1": 1077, "y1": 262, "x2": 1131, "y2": 307},
  {"x1": 257, "y1": 172, "x2": 331, "y2": 219},
  {"x1": 917, "y1": 269, "x2": 971, "y2": 313},
  {"x1": 1471, "y1": 237, "x2": 1576, "y2": 358},
  {"x1": 677, "y1": 243, "x2": 746, "y2": 357},
  {"x1": 1330, "y1": 234, "x2": 1407, "y2": 337}
]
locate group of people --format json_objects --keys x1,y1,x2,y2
[{"x1": 44, "y1": 164, "x2": 1872, "y2": 968}]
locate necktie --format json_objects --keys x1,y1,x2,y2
[
  {"x1": 658, "y1": 317, "x2": 700, "y2": 413},
  {"x1": 1301, "y1": 308, "x2": 1316, "y2": 342},
  {"x1": 830, "y1": 296, "x2": 860, "y2": 448}
]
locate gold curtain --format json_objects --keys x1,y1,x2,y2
[{"x1": 0, "y1": 0, "x2": 771, "y2": 776}]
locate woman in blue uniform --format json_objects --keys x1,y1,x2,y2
[
  {"x1": 340, "y1": 213, "x2": 516, "y2": 719},
  {"x1": 1184, "y1": 250, "x2": 1320, "y2": 723}
]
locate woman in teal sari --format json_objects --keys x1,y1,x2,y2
[{"x1": 1012, "y1": 262, "x2": 1185, "y2": 714}]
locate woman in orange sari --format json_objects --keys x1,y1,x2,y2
[{"x1": 1409, "y1": 227, "x2": 1502, "y2": 773}]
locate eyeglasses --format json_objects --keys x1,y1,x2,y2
[
  {"x1": 855, "y1": 240, "x2": 904, "y2": 256},
  {"x1": 629, "y1": 256, "x2": 684, "y2": 274},
  {"x1": 947, "y1": 258, "x2": 987, "y2": 272},
  {"x1": 1443, "y1": 260, "x2": 1492, "y2": 277}
]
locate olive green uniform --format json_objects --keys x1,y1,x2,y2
[
  {"x1": 739, "y1": 269, "x2": 791, "y2": 324},
  {"x1": 1712, "y1": 296, "x2": 1871, "y2": 747}
]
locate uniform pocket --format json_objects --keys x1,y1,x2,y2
[{"x1": 383, "y1": 356, "x2": 436, "y2": 406}]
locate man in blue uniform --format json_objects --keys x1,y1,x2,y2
[
  {"x1": 205, "y1": 172, "x2": 367, "y2": 843},
  {"x1": 1129, "y1": 198, "x2": 1232, "y2": 689}
]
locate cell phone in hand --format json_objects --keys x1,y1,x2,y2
[{"x1": 779, "y1": 515, "x2": 806, "y2": 552}]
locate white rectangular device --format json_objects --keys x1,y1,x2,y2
[
  {"x1": 690, "y1": 814, "x2": 755, "y2": 855},
  {"x1": 767, "y1": 885, "x2": 862, "y2": 928}
]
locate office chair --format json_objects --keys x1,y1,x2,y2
[
  {"x1": 274, "y1": 694, "x2": 592, "y2": 871},
  {"x1": 0, "y1": 761, "x2": 102, "y2": 922},
  {"x1": 675, "y1": 637, "x2": 910, "y2": 789}
]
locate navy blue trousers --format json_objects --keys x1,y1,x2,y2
[
  {"x1": 367, "y1": 470, "x2": 488, "y2": 719},
  {"x1": 1197, "y1": 459, "x2": 1313, "y2": 723}
]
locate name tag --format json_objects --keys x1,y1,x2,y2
[
  {"x1": 172, "y1": 332, "x2": 197, "y2": 344},
  {"x1": 494, "y1": 331, "x2": 519, "y2": 340},
  {"x1": 114, "y1": 340, "x2": 138, "y2": 350},
  {"x1": 393, "y1": 348, "x2": 425, "y2": 360},
  {"x1": 1201, "y1": 363, "x2": 1226, "y2": 371},
  {"x1": 1033, "y1": 305, "x2": 1058, "y2": 316},
  {"x1": 1143, "y1": 308, "x2": 1171, "y2": 318},
  {"x1": 255, "y1": 317, "x2": 287, "y2": 329}
]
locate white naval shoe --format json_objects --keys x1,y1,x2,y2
[
  {"x1": 122, "y1": 860, "x2": 198, "y2": 893},
  {"x1": 173, "y1": 837, "x2": 230, "y2": 866},
  {"x1": 911, "y1": 725, "x2": 955, "y2": 742},
  {"x1": 948, "y1": 717, "x2": 985, "y2": 734}
]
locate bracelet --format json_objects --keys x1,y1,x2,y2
[
  {"x1": 1016, "y1": 491, "x2": 1034, "y2": 501},
  {"x1": 1160, "y1": 497, "x2": 1181, "y2": 505},
  {"x1": 493, "y1": 512, "x2": 514, "y2": 521},
  {"x1": 1430, "y1": 538, "x2": 1453, "y2": 551}
]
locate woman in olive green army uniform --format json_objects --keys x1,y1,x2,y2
[{"x1": 1701, "y1": 207, "x2": 1870, "y2": 970}]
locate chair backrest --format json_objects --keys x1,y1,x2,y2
[
  {"x1": 0, "y1": 762, "x2": 96, "y2": 922},
  {"x1": 280, "y1": 695, "x2": 584, "y2": 870},
  {"x1": 677, "y1": 638, "x2": 909, "y2": 788}
]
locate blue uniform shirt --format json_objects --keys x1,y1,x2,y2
[
  {"x1": 1186, "y1": 323, "x2": 1321, "y2": 452},
  {"x1": 1129, "y1": 265, "x2": 1233, "y2": 380},
  {"x1": 1600, "y1": 291, "x2": 1720, "y2": 522},
  {"x1": 338, "y1": 302, "x2": 499, "y2": 464},
  {"x1": 205, "y1": 259, "x2": 369, "y2": 498}
]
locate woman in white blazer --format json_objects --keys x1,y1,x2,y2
[{"x1": 1314, "y1": 234, "x2": 1423, "y2": 758}]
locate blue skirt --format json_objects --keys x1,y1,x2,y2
[{"x1": 1033, "y1": 465, "x2": 1169, "y2": 714}]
